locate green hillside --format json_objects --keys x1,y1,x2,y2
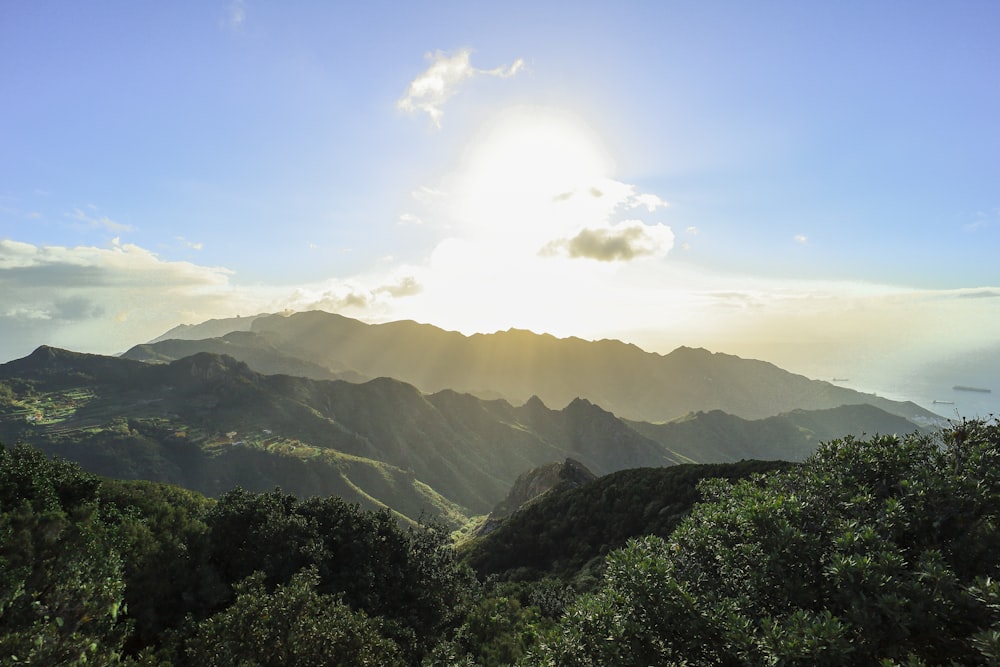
[
  {"x1": 0, "y1": 347, "x2": 677, "y2": 524},
  {"x1": 1, "y1": 344, "x2": 935, "y2": 527}
]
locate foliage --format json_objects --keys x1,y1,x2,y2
[
  {"x1": 530, "y1": 419, "x2": 1000, "y2": 666},
  {"x1": 0, "y1": 442, "x2": 474, "y2": 666},
  {"x1": 202, "y1": 487, "x2": 476, "y2": 662},
  {"x1": 98, "y1": 479, "x2": 223, "y2": 652},
  {"x1": 0, "y1": 444, "x2": 129, "y2": 665},
  {"x1": 464, "y1": 459, "x2": 790, "y2": 581},
  {"x1": 426, "y1": 579, "x2": 572, "y2": 667},
  {"x1": 10, "y1": 418, "x2": 1000, "y2": 666},
  {"x1": 183, "y1": 567, "x2": 404, "y2": 667}
]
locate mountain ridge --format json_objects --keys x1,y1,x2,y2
[
  {"x1": 129, "y1": 310, "x2": 940, "y2": 424},
  {"x1": 0, "y1": 347, "x2": 677, "y2": 521},
  {"x1": 1, "y1": 344, "x2": 934, "y2": 527}
]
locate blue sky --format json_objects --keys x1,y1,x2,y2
[{"x1": 2, "y1": 1, "x2": 999, "y2": 394}]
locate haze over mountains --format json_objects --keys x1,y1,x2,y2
[
  {"x1": 0, "y1": 310, "x2": 946, "y2": 526},
  {"x1": 131, "y1": 310, "x2": 939, "y2": 424}
]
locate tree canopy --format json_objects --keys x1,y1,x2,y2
[
  {"x1": 5, "y1": 419, "x2": 1000, "y2": 666},
  {"x1": 530, "y1": 418, "x2": 1000, "y2": 666}
]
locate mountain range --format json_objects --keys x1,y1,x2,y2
[
  {"x1": 0, "y1": 311, "x2": 946, "y2": 526},
  {"x1": 130, "y1": 310, "x2": 939, "y2": 424}
]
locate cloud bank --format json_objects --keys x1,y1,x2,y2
[{"x1": 0, "y1": 239, "x2": 237, "y2": 359}]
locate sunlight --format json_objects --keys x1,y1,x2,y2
[{"x1": 446, "y1": 107, "x2": 617, "y2": 248}]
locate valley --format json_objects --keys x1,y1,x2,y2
[{"x1": 0, "y1": 312, "x2": 947, "y2": 528}]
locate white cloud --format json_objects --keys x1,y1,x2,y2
[
  {"x1": 376, "y1": 274, "x2": 423, "y2": 298},
  {"x1": 67, "y1": 207, "x2": 133, "y2": 233},
  {"x1": 280, "y1": 271, "x2": 423, "y2": 315},
  {"x1": 397, "y1": 48, "x2": 524, "y2": 128},
  {"x1": 176, "y1": 236, "x2": 204, "y2": 250},
  {"x1": 630, "y1": 193, "x2": 669, "y2": 212}
]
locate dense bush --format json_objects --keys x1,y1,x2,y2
[
  {"x1": 531, "y1": 418, "x2": 1000, "y2": 666},
  {"x1": 7, "y1": 419, "x2": 1000, "y2": 666},
  {"x1": 464, "y1": 459, "x2": 789, "y2": 581},
  {"x1": 183, "y1": 567, "x2": 404, "y2": 667},
  {"x1": 202, "y1": 487, "x2": 475, "y2": 661},
  {"x1": 0, "y1": 444, "x2": 129, "y2": 665},
  {"x1": 0, "y1": 443, "x2": 474, "y2": 666}
]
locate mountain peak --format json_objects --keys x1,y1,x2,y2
[
  {"x1": 485, "y1": 458, "x2": 598, "y2": 527},
  {"x1": 523, "y1": 395, "x2": 548, "y2": 410},
  {"x1": 167, "y1": 352, "x2": 258, "y2": 384}
]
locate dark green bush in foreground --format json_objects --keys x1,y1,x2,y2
[
  {"x1": 5, "y1": 418, "x2": 1000, "y2": 666},
  {"x1": 0, "y1": 442, "x2": 473, "y2": 666},
  {"x1": 530, "y1": 418, "x2": 1000, "y2": 666}
]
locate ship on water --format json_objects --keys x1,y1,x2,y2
[{"x1": 953, "y1": 385, "x2": 992, "y2": 393}]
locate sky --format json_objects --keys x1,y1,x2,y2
[{"x1": 2, "y1": 1, "x2": 999, "y2": 406}]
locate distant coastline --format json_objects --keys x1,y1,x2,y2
[{"x1": 954, "y1": 385, "x2": 992, "y2": 394}]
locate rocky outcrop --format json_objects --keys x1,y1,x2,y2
[{"x1": 479, "y1": 458, "x2": 597, "y2": 535}]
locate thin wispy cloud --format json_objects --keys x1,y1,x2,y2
[
  {"x1": 226, "y1": 0, "x2": 246, "y2": 30},
  {"x1": 176, "y1": 236, "x2": 204, "y2": 251},
  {"x1": 963, "y1": 210, "x2": 997, "y2": 233},
  {"x1": 630, "y1": 193, "x2": 670, "y2": 212},
  {"x1": 398, "y1": 213, "x2": 423, "y2": 225},
  {"x1": 397, "y1": 48, "x2": 524, "y2": 128},
  {"x1": 67, "y1": 208, "x2": 133, "y2": 233},
  {"x1": 957, "y1": 289, "x2": 1000, "y2": 299}
]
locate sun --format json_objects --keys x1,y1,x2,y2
[
  {"x1": 446, "y1": 106, "x2": 617, "y2": 247},
  {"x1": 391, "y1": 104, "x2": 676, "y2": 342}
]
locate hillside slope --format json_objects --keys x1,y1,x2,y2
[
  {"x1": 629, "y1": 403, "x2": 925, "y2": 463},
  {"x1": 2, "y1": 346, "x2": 931, "y2": 527},
  {"x1": 0, "y1": 347, "x2": 676, "y2": 522}
]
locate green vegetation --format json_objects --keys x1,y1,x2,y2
[
  {"x1": 528, "y1": 418, "x2": 1000, "y2": 666},
  {"x1": 0, "y1": 443, "x2": 474, "y2": 665},
  {"x1": 1, "y1": 346, "x2": 940, "y2": 531},
  {"x1": 0, "y1": 444, "x2": 127, "y2": 666},
  {"x1": 6, "y1": 415, "x2": 1000, "y2": 665},
  {"x1": 463, "y1": 459, "x2": 791, "y2": 583}
]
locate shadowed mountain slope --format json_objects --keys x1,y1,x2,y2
[
  {"x1": 127, "y1": 331, "x2": 368, "y2": 383},
  {"x1": 1, "y1": 346, "x2": 932, "y2": 527},
  {"x1": 134, "y1": 310, "x2": 940, "y2": 424},
  {"x1": 490, "y1": 458, "x2": 597, "y2": 521},
  {"x1": 0, "y1": 347, "x2": 677, "y2": 522},
  {"x1": 629, "y1": 403, "x2": 926, "y2": 463},
  {"x1": 149, "y1": 314, "x2": 264, "y2": 342}
]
